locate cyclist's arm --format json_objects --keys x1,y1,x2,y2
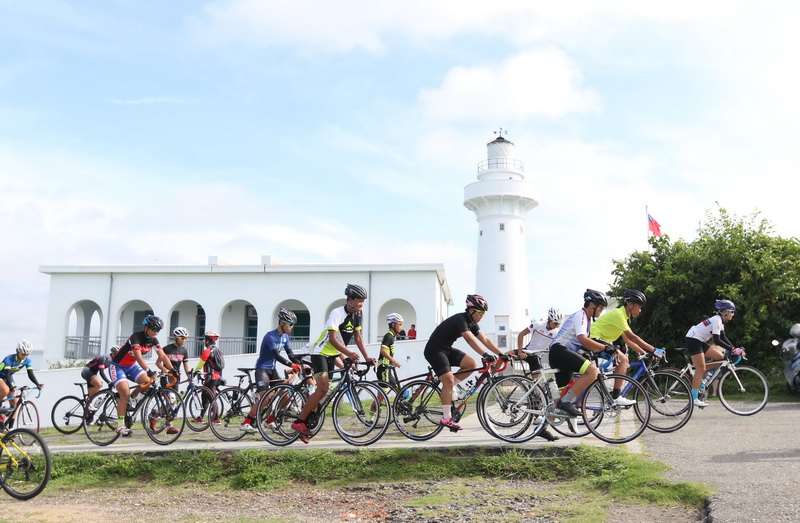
[
  {"x1": 327, "y1": 330, "x2": 358, "y2": 361},
  {"x1": 380, "y1": 345, "x2": 401, "y2": 367},
  {"x1": 578, "y1": 334, "x2": 608, "y2": 352},
  {"x1": 713, "y1": 332, "x2": 734, "y2": 351},
  {"x1": 99, "y1": 367, "x2": 112, "y2": 385},
  {"x1": 620, "y1": 330, "x2": 654, "y2": 354},
  {"x1": 195, "y1": 348, "x2": 210, "y2": 372},
  {"x1": 271, "y1": 348, "x2": 293, "y2": 368},
  {"x1": 156, "y1": 357, "x2": 169, "y2": 373},
  {"x1": 516, "y1": 328, "x2": 531, "y2": 357},
  {"x1": 466, "y1": 330, "x2": 502, "y2": 357},
  {"x1": 354, "y1": 329, "x2": 374, "y2": 364},
  {"x1": 26, "y1": 368, "x2": 42, "y2": 388},
  {"x1": 154, "y1": 348, "x2": 174, "y2": 372}
]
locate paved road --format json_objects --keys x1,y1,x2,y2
[{"x1": 48, "y1": 401, "x2": 799, "y2": 521}]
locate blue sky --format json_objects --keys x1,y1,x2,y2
[{"x1": 3, "y1": 2, "x2": 800, "y2": 349}]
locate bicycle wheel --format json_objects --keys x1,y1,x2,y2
[
  {"x1": 184, "y1": 386, "x2": 214, "y2": 432},
  {"x1": 718, "y1": 365, "x2": 769, "y2": 415},
  {"x1": 256, "y1": 384, "x2": 304, "y2": 446},
  {"x1": 636, "y1": 370, "x2": 693, "y2": 433},
  {"x1": 582, "y1": 374, "x2": 650, "y2": 444},
  {"x1": 332, "y1": 382, "x2": 390, "y2": 446},
  {"x1": 50, "y1": 395, "x2": 85, "y2": 435},
  {"x1": 392, "y1": 380, "x2": 444, "y2": 441},
  {"x1": 208, "y1": 387, "x2": 252, "y2": 442},
  {"x1": 0, "y1": 428, "x2": 51, "y2": 500},
  {"x1": 375, "y1": 380, "x2": 398, "y2": 423},
  {"x1": 547, "y1": 384, "x2": 595, "y2": 439},
  {"x1": 142, "y1": 389, "x2": 185, "y2": 445},
  {"x1": 83, "y1": 391, "x2": 120, "y2": 446},
  {"x1": 15, "y1": 402, "x2": 40, "y2": 439},
  {"x1": 478, "y1": 375, "x2": 542, "y2": 443}
]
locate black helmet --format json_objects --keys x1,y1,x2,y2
[
  {"x1": 278, "y1": 307, "x2": 297, "y2": 324},
  {"x1": 142, "y1": 314, "x2": 164, "y2": 331},
  {"x1": 623, "y1": 289, "x2": 646, "y2": 306},
  {"x1": 466, "y1": 294, "x2": 488, "y2": 311},
  {"x1": 345, "y1": 283, "x2": 368, "y2": 299},
  {"x1": 583, "y1": 289, "x2": 608, "y2": 307}
]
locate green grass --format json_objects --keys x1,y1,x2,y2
[{"x1": 48, "y1": 445, "x2": 711, "y2": 511}]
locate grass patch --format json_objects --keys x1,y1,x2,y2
[{"x1": 49, "y1": 445, "x2": 710, "y2": 510}]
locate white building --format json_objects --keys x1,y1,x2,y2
[
  {"x1": 464, "y1": 132, "x2": 538, "y2": 349},
  {"x1": 38, "y1": 256, "x2": 452, "y2": 367}
]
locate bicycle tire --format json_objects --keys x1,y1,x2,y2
[
  {"x1": 477, "y1": 375, "x2": 542, "y2": 443},
  {"x1": 0, "y1": 428, "x2": 51, "y2": 500},
  {"x1": 14, "y1": 402, "x2": 40, "y2": 444},
  {"x1": 635, "y1": 370, "x2": 693, "y2": 433},
  {"x1": 582, "y1": 374, "x2": 650, "y2": 444},
  {"x1": 374, "y1": 380, "x2": 398, "y2": 423},
  {"x1": 332, "y1": 382, "x2": 390, "y2": 446},
  {"x1": 208, "y1": 387, "x2": 252, "y2": 442},
  {"x1": 256, "y1": 384, "x2": 304, "y2": 446},
  {"x1": 392, "y1": 380, "x2": 445, "y2": 441},
  {"x1": 83, "y1": 390, "x2": 120, "y2": 446},
  {"x1": 547, "y1": 383, "x2": 594, "y2": 439},
  {"x1": 718, "y1": 365, "x2": 769, "y2": 415},
  {"x1": 184, "y1": 386, "x2": 215, "y2": 432},
  {"x1": 50, "y1": 395, "x2": 85, "y2": 435},
  {"x1": 142, "y1": 389, "x2": 185, "y2": 445}
]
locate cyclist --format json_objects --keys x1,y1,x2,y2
[
  {"x1": 82, "y1": 345, "x2": 119, "y2": 404},
  {"x1": 589, "y1": 289, "x2": 663, "y2": 405},
  {"x1": 377, "y1": 313, "x2": 404, "y2": 390},
  {"x1": 291, "y1": 283, "x2": 375, "y2": 439},
  {"x1": 685, "y1": 299, "x2": 738, "y2": 407},
  {"x1": 240, "y1": 308, "x2": 302, "y2": 433},
  {"x1": 157, "y1": 327, "x2": 193, "y2": 392},
  {"x1": 0, "y1": 340, "x2": 44, "y2": 428},
  {"x1": 423, "y1": 294, "x2": 504, "y2": 431},
  {"x1": 110, "y1": 315, "x2": 177, "y2": 436},
  {"x1": 516, "y1": 307, "x2": 562, "y2": 373},
  {"x1": 195, "y1": 330, "x2": 225, "y2": 391},
  {"x1": 548, "y1": 289, "x2": 617, "y2": 417}
]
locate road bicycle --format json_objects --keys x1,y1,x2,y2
[
  {"x1": 51, "y1": 382, "x2": 103, "y2": 435},
  {"x1": 479, "y1": 352, "x2": 651, "y2": 444},
  {"x1": 0, "y1": 427, "x2": 51, "y2": 500},
  {"x1": 254, "y1": 366, "x2": 316, "y2": 446},
  {"x1": 207, "y1": 368, "x2": 260, "y2": 442},
  {"x1": 0, "y1": 386, "x2": 41, "y2": 436},
  {"x1": 257, "y1": 359, "x2": 390, "y2": 446},
  {"x1": 181, "y1": 371, "x2": 216, "y2": 433},
  {"x1": 84, "y1": 372, "x2": 185, "y2": 446},
  {"x1": 666, "y1": 347, "x2": 769, "y2": 415},
  {"x1": 392, "y1": 355, "x2": 511, "y2": 441}
]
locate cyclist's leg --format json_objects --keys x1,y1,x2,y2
[
  {"x1": 292, "y1": 355, "x2": 333, "y2": 435},
  {"x1": 612, "y1": 348, "x2": 630, "y2": 396},
  {"x1": 549, "y1": 345, "x2": 598, "y2": 414},
  {"x1": 452, "y1": 351, "x2": 477, "y2": 394},
  {"x1": 686, "y1": 337, "x2": 708, "y2": 404},
  {"x1": 242, "y1": 369, "x2": 273, "y2": 432},
  {"x1": 705, "y1": 344, "x2": 725, "y2": 396}
]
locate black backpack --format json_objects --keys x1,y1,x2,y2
[{"x1": 209, "y1": 347, "x2": 225, "y2": 372}]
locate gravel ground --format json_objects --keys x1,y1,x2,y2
[{"x1": 4, "y1": 479, "x2": 703, "y2": 522}]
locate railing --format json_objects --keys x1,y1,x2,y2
[
  {"x1": 477, "y1": 158, "x2": 524, "y2": 172},
  {"x1": 64, "y1": 336, "x2": 102, "y2": 360},
  {"x1": 104, "y1": 335, "x2": 311, "y2": 358}
]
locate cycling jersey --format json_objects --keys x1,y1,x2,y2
[
  {"x1": 255, "y1": 329, "x2": 295, "y2": 370},
  {"x1": 113, "y1": 331, "x2": 161, "y2": 367},
  {"x1": 310, "y1": 305, "x2": 362, "y2": 357},
  {"x1": 427, "y1": 312, "x2": 480, "y2": 349},
  {"x1": 161, "y1": 343, "x2": 189, "y2": 374},
  {"x1": 686, "y1": 315, "x2": 725, "y2": 343},
  {"x1": 590, "y1": 306, "x2": 630, "y2": 343},
  {"x1": 85, "y1": 354, "x2": 112, "y2": 373},
  {"x1": 0, "y1": 354, "x2": 33, "y2": 379},
  {"x1": 378, "y1": 330, "x2": 397, "y2": 367},
  {"x1": 522, "y1": 319, "x2": 558, "y2": 352},
  {"x1": 550, "y1": 309, "x2": 593, "y2": 352}
]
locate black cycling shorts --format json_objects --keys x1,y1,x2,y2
[
  {"x1": 423, "y1": 343, "x2": 467, "y2": 377},
  {"x1": 310, "y1": 354, "x2": 339, "y2": 379},
  {"x1": 255, "y1": 368, "x2": 281, "y2": 392},
  {"x1": 685, "y1": 337, "x2": 709, "y2": 356},
  {"x1": 80, "y1": 367, "x2": 98, "y2": 382},
  {"x1": 549, "y1": 344, "x2": 590, "y2": 388}
]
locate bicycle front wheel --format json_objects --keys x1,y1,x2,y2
[
  {"x1": 51, "y1": 395, "x2": 85, "y2": 435},
  {"x1": 332, "y1": 382, "x2": 390, "y2": 446},
  {"x1": 209, "y1": 387, "x2": 252, "y2": 442},
  {"x1": 478, "y1": 375, "x2": 542, "y2": 443},
  {"x1": 256, "y1": 384, "x2": 304, "y2": 446},
  {"x1": 142, "y1": 389, "x2": 185, "y2": 445},
  {"x1": 16, "y1": 402, "x2": 40, "y2": 438},
  {"x1": 582, "y1": 374, "x2": 650, "y2": 444},
  {"x1": 184, "y1": 386, "x2": 215, "y2": 432},
  {"x1": 718, "y1": 365, "x2": 769, "y2": 415},
  {"x1": 636, "y1": 370, "x2": 693, "y2": 433},
  {"x1": 392, "y1": 380, "x2": 444, "y2": 441},
  {"x1": 83, "y1": 391, "x2": 120, "y2": 446},
  {"x1": 0, "y1": 428, "x2": 52, "y2": 500}
]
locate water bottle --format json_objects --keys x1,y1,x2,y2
[{"x1": 401, "y1": 388, "x2": 411, "y2": 400}]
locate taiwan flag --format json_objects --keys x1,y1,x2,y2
[{"x1": 648, "y1": 214, "x2": 662, "y2": 237}]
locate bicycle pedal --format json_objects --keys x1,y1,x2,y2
[{"x1": 448, "y1": 426, "x2": 461, "y2": 433}]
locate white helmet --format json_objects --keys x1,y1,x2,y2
[
  {"x1": 791, "y1": 324, "x2": 800, "y2": 339},
  {"x1": 173, "y1": 327, "x2": 190, "y2": 338},
  {"x1": 386, "y1": 313, "x2": 404, "y2": 325},
  {"x1": 16, "y1": 339, "x2": 33, "y2": 355},
  {"x1": 547, "y1": 307, "x2": 562, "y2": 324}
]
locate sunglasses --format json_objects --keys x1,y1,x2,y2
[
  {"x1": 284, "y1": 321, "x2": 295, "y2": 327},
  {"x1": 176, "y1": 337, "x2": 188, "y2": 341},
  {"x1": 472, "y1": 309, "x2": 486, "y2": 316}
]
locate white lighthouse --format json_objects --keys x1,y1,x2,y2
[{"x1": 463, "y1": 131, "x2": 538, "y2": 348}]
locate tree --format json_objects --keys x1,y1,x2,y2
[{"x1": 609, "y1": 205, "x2": 800, "y2": 376}]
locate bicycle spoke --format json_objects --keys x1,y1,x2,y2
[{"x1": 718, "y1": 366, "x2": 769, "y2": 415}]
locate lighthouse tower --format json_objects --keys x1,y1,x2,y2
[{"x1": 463, "y1": 131, "x2": 538, "y2": 348}]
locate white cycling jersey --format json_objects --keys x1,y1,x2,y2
[
  {"x1": 686, "y1": 315, "x2": 724, "y2": 343},
  {"x1": 522, "y1": 319, "x2": 558, "y2": 352}
]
